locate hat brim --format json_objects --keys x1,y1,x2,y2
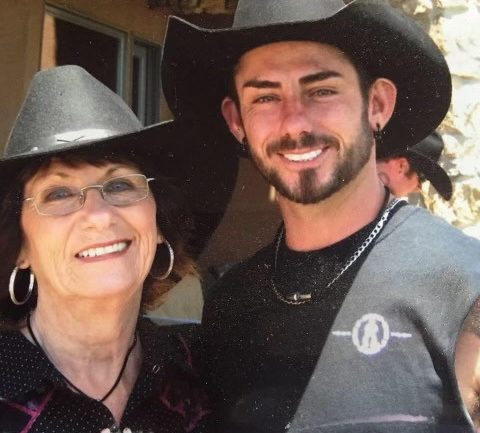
[
  {"x1": 407, "y1": 149, "x2": 452, "y2": 200},
  {"x1": 0, "y1": 119, "x2": 238, "y2": 256},
  {"x1": 162, "y1": 0, "x2": 451, "y2": 153}
]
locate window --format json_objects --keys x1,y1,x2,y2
[
  {"x1": 41, "y1": 7, "x2": 162, "y2": 124},
  {"x1": 132, "y1": 41, "x2": 161, "y2": 125},
  {"x1": 42, "y1": 6, "x2": 127, "y2": 97}
]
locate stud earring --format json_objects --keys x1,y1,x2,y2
[
  {"x1": 373, "y1": 123, "x2": 383, "y2": 146},
  {"x1": 238, "y1": 137, "x2": 250, "y2": 157}
]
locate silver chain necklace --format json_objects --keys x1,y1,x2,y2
[{"x1": 271, "y1": 198, "x2": 404, "y2": 305}]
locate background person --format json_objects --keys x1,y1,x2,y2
[
  {"x1": 0, "y1": 65, "x2": 227, "y2": 432},
  {"x1": 376, "y1": 131, "x2": 452, "y2": 200},
  {"x1": 161, "y1": 0, "x2": 480, "y2": 432}
]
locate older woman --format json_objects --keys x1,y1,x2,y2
[{"x1": 0, "y1": 66, "x2": 235, "y2": 432}]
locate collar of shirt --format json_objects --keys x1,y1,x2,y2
[{"x1": 0, "y1": 318, "x2": 185, "y2": 401}]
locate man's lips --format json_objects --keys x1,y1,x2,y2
[
  {"x1": 278, "y1": 145, "x2": 330, "y2": 163},
  {"x1": 75, "y1": 240, "x2": 131, "y2": 259},
  {"x1": 279, "y1": 148, "x2": 326, "y2": 162}
]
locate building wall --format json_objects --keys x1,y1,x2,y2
[{"x1": 0, "y1": 0, "x2": 44, "y2": 150}]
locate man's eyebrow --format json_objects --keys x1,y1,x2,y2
[
  {"x1": 300, "y1": 71, "x2": 342, "y2": 85},
  {"x1": 242, "y1": 79, "x2": 281, "y2": 89}
]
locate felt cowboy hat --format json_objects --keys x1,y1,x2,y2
[
  {"x1": 377, "y1": 131, "x2": 452, "y2": 200},
  {"x1": 161, "y1": 0, "x2": 451, "y2": 155},
  {"x1": 0, "y1": 65, "x2": 237, "y2": 255},
  {"x1": 406, "y1": 132, "x2": 452, "y2": 200}
]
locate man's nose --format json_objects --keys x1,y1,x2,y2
[{"x1": 279, "y1": 96, "x2": 313, "y2": 138}]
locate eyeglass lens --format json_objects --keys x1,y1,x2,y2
[{"x1": 34, "y1": 174, "x2": 151, "y2": 216}]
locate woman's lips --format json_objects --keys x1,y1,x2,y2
[{"x1": 75, "y1": 240, "x2": 131, "y2": 259}]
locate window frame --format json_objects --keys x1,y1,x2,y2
[{"x1": 43, "y1": 5, "x2": 127, "y2": 98}]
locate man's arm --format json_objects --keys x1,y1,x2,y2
[{"x1": 456, "y1": 298, "x2": 480, "y2": 431}]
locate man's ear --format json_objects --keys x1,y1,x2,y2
[
  {"x1": 397, "y1": 157, "x2": 411, "y2": 175},
  {"x1": 221, "y1": 97, "x2": 245, "y2": 143},
  {"x1": 368, "y1": 78, "x2": 397, "y2": 130}
]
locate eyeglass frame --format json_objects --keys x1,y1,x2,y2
[{"x1": 23, "y1": 173, "x2": 155, "y2": 216}]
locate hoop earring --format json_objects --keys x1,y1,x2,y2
[
  {"x1": 150, "y1": 240, "x2": 174, "y2": 280},
  {"x1": 9, "y1": 266, "x2": 34, "y2": 305}
]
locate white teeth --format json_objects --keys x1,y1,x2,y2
[
  {"x1": 78, "y1": 242, "x2": 128, "y2": 258},
  {"x1": 283, "y1": 149, "x2": 323, "y2": 162}
]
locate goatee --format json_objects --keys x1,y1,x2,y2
[{"x1": 249, "y1": 113, "x2": 374, "y2": 204}]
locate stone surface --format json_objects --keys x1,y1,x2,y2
[{"x1": 387, "y1": 0, "x2": 480, "y2": 236}]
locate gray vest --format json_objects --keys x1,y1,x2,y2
[{"x1": 289, "y1": 206, "x2": 480, "y2": 433}]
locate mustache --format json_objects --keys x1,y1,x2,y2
[{"x1": 266, "y1": 133, "x2": 340, "y2": 157}]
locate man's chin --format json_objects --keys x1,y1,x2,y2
[{"x1": 274, "y1": 180, "x2": 343, "y2": 205}]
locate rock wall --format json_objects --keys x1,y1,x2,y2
[{"x1": 388, "y1": 0, "x2": 480, "y2": 237}]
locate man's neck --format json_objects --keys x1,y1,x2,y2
[{"x1": 278, "y1": 166, "x2": 387, "y2": 252}]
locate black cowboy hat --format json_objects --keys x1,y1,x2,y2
[
  {"x1": 0, "y1": 65, "x2": 237, "y2": 255},
  {"x1": 377, "y1": 131, "x2": 452, "y2": 200},
  {"x1": 406, "y1": 132, "x2": 452, "y2": 201},
  {"x1": 161, "y1": 0, "x2": 451, "y2": 155}
]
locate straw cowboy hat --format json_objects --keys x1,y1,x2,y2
[
  {"x1": 0, "y1": 65, "x2": 237, "y2": 254},
  {"x1": 161, "y1": 0, "x2": 451, "y2": 155}
]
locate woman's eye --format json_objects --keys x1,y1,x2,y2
[
  {"x1": 104, "y1": 179, "x2": 135, "y2": 194},
  {"x1": 42, "y1": 187, "x2": 75, "y2": 202}
]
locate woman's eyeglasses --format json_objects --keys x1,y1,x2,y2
[{"x1": 24, "y1": 174, "x2": 155, "y2": 216}]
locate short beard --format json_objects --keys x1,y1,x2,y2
[{"x1": 248, "y1": 111, "x2": 374, "y2": 204}]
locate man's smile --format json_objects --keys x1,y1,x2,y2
[{"x1": 280, "y1": 148, "x2": 325, "y2": 162}]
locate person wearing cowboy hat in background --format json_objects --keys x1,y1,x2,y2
[
  {"x1": 376, "y1": 131, "x2": 453, "y2": 201},
  {"x1": 160, "y1": 0, "x2": 480, "y2": 432},
  {"x1": 0, "y1": 65, "x2": 237, "y2": 432}
]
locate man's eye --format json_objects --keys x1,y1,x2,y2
[
  {"x1": 310, "y1": 88, "x2": 336, "y2": 97},
  {"x1": 253, "y1": 95, "x2": 278, "y2": 103},
  {"x1": 42, "y1": 187, "x2": 75, "y2": 202},
  {"x1": 104, "y1": 179, "x2": 135, "y2": 194}
]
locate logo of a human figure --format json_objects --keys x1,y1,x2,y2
[{"x1": 352, "y1": 313, "x2": 390, "y2": 355}]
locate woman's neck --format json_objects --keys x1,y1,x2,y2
[
  {"x1": 33, "y1": 291, "x2": 140, "y2": 357},
  {"x1": 23, "y1": 290, "x2": 143, "y2": 423}
]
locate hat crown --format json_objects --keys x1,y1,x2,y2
[
  {"x1": 233, "y1": 0, "x2": 346, "y2": 28},
  {"x1": 5, "y1": 65, "x2": 141, "y2": 158}
]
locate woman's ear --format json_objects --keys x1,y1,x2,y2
[
  {"x1": 16, "y1": 247, "x2": 30, "y2": 270},
  {"x1": 368, "y1": 78, "x2": 397, "y2": 130},
  {"x1": 221, "y1": 97, "x2": 245, "y2": 143}
]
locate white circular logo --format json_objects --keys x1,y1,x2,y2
[{"x1": 352, "y1": 313, "x2": 390, "y2": 355}]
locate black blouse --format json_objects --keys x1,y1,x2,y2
[{"x1": 0, "y1": 319, "x2": 209, "y2": 433}]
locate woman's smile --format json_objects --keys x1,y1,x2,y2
[{"x1": 75, "y1": 239, "x2": 132, "y2": 260}]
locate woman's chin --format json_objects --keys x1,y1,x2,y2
[{"x1": 63, "y1": 276, "x2": 142, "y2": 303}]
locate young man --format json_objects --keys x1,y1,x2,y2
[
  {"x1": 376, "y1": 131, "x2": 452, "y2": 200},
  {"x1": 162, "y1": 1, "x2": 480, "y2": 431}
]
